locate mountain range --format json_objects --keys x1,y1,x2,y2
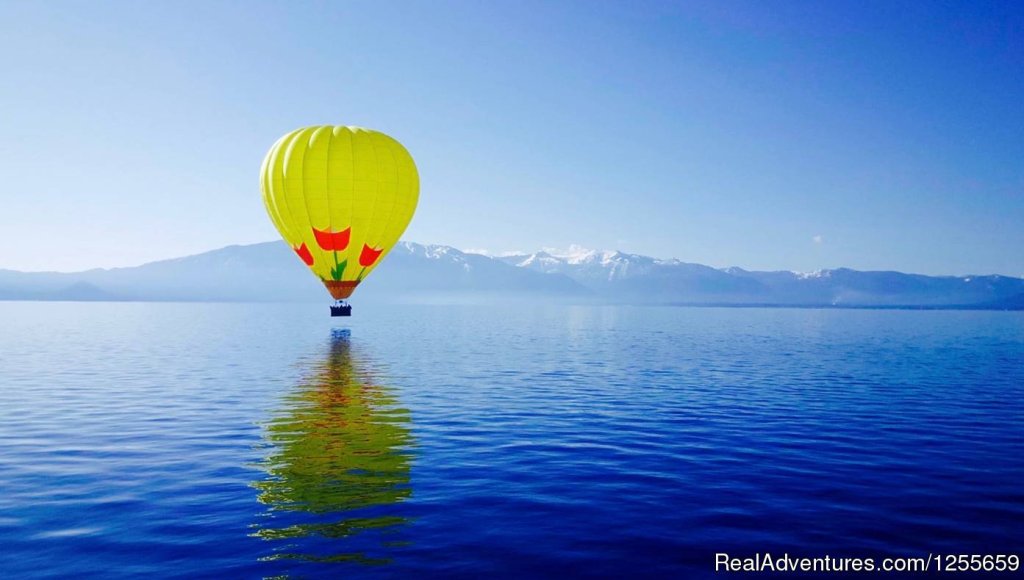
[{"x1": 1, "y1": 242, "x2": 1022, "y2": 309}]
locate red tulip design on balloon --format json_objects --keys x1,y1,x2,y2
[
  {"x1": 358, "y1": 244, "x2": 383, "y2": 280},
  {"x1": 313, "y1": 227, "x2": 351, "y2": 252},
  {"x1": 299, "y1": 226, "x2": 385, "y2": 288},
  {"x1": 312, "y1": 227, "x2": 351, "y2": 281},
  {"x1": 293, "y1": 243, "x2": 314, "y2": 267}
]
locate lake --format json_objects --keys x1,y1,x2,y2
[{"x1": 1, "y1": 302, "x2": 1022, "y2": 578}]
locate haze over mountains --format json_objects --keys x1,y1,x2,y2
[{"x1": 1, "y1": 242, "x2": 1022, "y2": 309}]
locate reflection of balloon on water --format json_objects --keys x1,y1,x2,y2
[
  {"x1": 260, "y1": 126, "x2": 419, "y2": 316},
  {"x1": 252, "y1": 330, "x2": 414, "y2": 565}
]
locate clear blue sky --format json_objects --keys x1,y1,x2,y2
[{"x1": 1, "y1": 1, "x2": 1021, "y2": 275}]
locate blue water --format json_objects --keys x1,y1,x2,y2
[{"x1": 0, "y1": 303, "x2": 1022, "y2": 578}]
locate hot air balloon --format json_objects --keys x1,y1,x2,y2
[{"x1": 260, "y1": 126, "x2": 419, "y2": 316}]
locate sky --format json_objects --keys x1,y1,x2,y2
[{"x1": 1, "y1": 1, "x2": 1021, "y2": 276}]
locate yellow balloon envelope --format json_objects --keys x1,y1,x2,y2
[{"x1": 260, "y1": 126, "x2": 419, "y2": 301}]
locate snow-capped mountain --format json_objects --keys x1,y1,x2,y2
[
  {"x1": 493, "y1": 247, "x2": 1024, "y2": 307},
  {"x1": 499, "y1": 247, "x2": 767, "y2": 302},
  {"x1": 367, "y1": 243, "x2": 588, "y2": 298},
  {"x1": 502, "y1": 248, "x2": 665, "y2": 281}
]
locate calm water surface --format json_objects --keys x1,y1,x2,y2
[{"x1": 0, "y1": 303, "x2": 1022, "y2": 578}]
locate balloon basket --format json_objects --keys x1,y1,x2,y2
[{"x1": 330, "y1": 301, "x2": 352, "y2": 317}]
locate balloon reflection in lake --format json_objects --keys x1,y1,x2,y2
[{"x1": 251, "y1": 329, "x2": 414, "y2": 565}]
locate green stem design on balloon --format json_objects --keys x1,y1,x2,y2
[{"x1": 330, "y1": 251, "x2": 347, "y2": 281}]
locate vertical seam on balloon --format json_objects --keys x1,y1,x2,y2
[
  {"x1": 298, "y1": 127, "x2": 317, "y2": 236},
  {"x1": 365, "y1": 131, "x2": 384, "y2": 271},
  {"x1": 294, "y1": 128, "x2": 318, "y2": 277},
  {"x1": 373, "y1": 135, "x2": 404, "y2": 270},
  {"x1": 324, "y1": 126, "x2": 334, "y2": 233},
  {"x1": 273, "y1": 130, "x2": 303, "y2": 245},
  {"x1": 323, "y1": 127, "x2": 337, "y2": 279},
  {"x1": 264, "y1": 133, "x2": 288, "y2": 241},
  {"x1": 379, "y1": 135, "x2": 400, "y2": 256},
  {"x1": 271, "y1": 134, "x2": 301, "y2": 243},
  {"x1": 348, "y1": 128, "x2": 356, "y2": 276},
  {"x1": 260, "y1": 140, "x2": 282, "y2": 241},
  {"x1": 284, "y1": 131, "x2": 310, "y2": 244}
]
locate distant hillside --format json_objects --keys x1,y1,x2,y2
[
  {"x1": 0, "y1": 242, "x2": 588, "y2": 303},
  {"x1": 1, "y1": 242, "x2": 1022, "y2": 309},
  {"x1": 981, "y1": 292, "x2": 1024, "y2": 310}
]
